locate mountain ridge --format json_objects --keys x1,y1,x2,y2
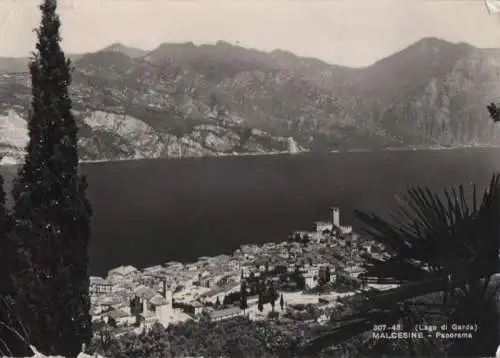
[
  {"x1": 0, "y1": 37, "x2": 499, "y2": 164},
  {"x1": 0, "y1": 37, "x2": 473, "y2": 73},
  {"x1": 100, "y1": 43, "x2": 148, "y2": 59}
]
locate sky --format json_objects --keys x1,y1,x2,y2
[{"x1": 0, "y1": 0, "x2": 500, "y2": 67}]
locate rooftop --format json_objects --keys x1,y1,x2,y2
[
  {"x1": 134, "y1": 285, "x2": 158, "y2": 300},
  {"x1": 208, "y1": 307, "x2": 242, "y2": 320},
  {"x1": 109, "y1": 265, "x2": 138, "y2": 276},
  {"x1": 108, "y1": 309, "x2": 129, "y2": 319},
  {"x1": 100, "y1": 296, "x2": 122, "y2": 306},
  {"x1": 314, "y1": 221, "x2": 332, "y2": 226},
  {"x1": 150, "y1": 294, "x2": 167, "y2": 306}
]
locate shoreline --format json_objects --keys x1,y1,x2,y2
[
  {"x1": 0, "y1": 149, "x2": 306, "y2": 167},
  {"x1": 2, "y1": 144, "x2": 499, "y2": 168}
]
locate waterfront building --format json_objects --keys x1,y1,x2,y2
[
  {"x1": 108, "y1": 265, "x2": 139, "y2": 282},
  {"x1": 89, "y1": 276, "x2": 113, "y2": 296},
  {"x1": 315, "y1": 221, "x2": 333, "y2": 233},
  {"x1": 330, "y1": 207, "x2": 353, "y2": 234}
]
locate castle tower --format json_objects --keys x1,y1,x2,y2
[{"x1": 330, "y1": 207, "x2": 340, "y2": 227}]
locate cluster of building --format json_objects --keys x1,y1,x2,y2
[{"x1": 89, "y1": 207, "x2": 381, "y2": 335}]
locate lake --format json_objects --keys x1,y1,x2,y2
[{"x1": 2, "y1": 148, "x2": 500, "y2": 277}]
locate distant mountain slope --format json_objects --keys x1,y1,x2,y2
[
  {"x1": 0, "y1": 57, "x2": 28, "y2": 73},
  {"x1": 0, "y1": 37, "x2": 499, "y2": 163},
  {"x1": 100, "y1": 43, "x2": 148, "y2": 59},
  {"x1": 355, "y1": 37, "x2": 476, "y2": 97}
]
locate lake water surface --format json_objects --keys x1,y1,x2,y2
[{"x1": 3, "y1": 148, "x2": 499, "y2": 276}]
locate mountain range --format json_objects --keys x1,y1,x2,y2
[{"x1": 0, "y1": 37, "x2": 499, "y2": 164}]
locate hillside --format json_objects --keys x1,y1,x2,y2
[
  {"x1": 100, "y1": 43, "x2": 148, "y2": 59},
  {"x1": 0, "y1": 37, "x2": 499, "y2": 163}
]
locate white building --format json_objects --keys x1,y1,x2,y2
[
  {"x1": 138, "y1": 287, "x2": 175, "y2": 329},
  {"x1": 166, "y1": 262, "x2": 184, "y2": 270},
  {"x1": 142, "y1": 265, "x2": 165, "y2": 275},
  {"x1": 309, "y1": 231, "x2": 324, "y2": 244},
  {"x1": 345, "y1": 266, "x2": 364, "y2": 278},
  {"x1": 340, "y1": 226, "x2": 353, "y2": 234},
  {"x1": 315, "y1": 221, "x2": 333, "y2": 233},
  {"x1": 330, "y1": 207, "x2": 340, "y2": 227},
  {"x1": 192, "y1": 301, "x2": 204, "y2": 315},
  {"x1": 107, "y1": 265, "x2": 139, "y2": 282},
  {"x1": 89, "y1": 276, "x2": 113, "y2": 296},
  {"x1": 304, "y1": 270, "x2": 318, "y2": 289},
  {"x1": 154, "y1": 290, "x2": 174, "y2": 328},
  {"x1": 105, "y1": 308, "x2": 135, "y2": 326},
  {"x1": 209, "y1": 307, "x2": 244, "y2": 322},
  {"x1": 330, "y1": 207, "x2": 353, "y2": 234}
]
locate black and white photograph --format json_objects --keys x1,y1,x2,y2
[{"x1": 0, "y1": 0, "x2": 499, "y2": 357}]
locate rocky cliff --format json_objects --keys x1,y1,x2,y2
[{"x1": 0, "y1": 38, "x2": 499, "y2": 163}]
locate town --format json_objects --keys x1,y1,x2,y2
[{"x1": 89, "y1": 207, "x2": 390, "y2": 337}]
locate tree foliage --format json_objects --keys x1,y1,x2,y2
[
  {"x1": 269, "y1": 285, "x2": 278, "y2": 312},
  {"x1": 240, "y1": 294, "x2": 249, "y2": 312},
  {"x1": 89, "y1": 318, "x2": 302, "y2": 358},
  {"x1": 10, "y1": 0, "x2": 92, "y2": 356},
  {"x1": 258, "y1": 293, "x2": 264, "y2": 312},
  {"x1": 305, "y1": 174, "x2": 500, "y2": 356},
  {"x1": 332, "y1": 269, "x2": 361, "y2": 292},
  {"x1": 0, "y1": 174, "x2": 32, "y2": 357}
]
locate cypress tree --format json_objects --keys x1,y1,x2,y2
[
  {"x1": 11, "y1": 0, "x2": 92, "y2": 356},
  {"x1": 0, "y1": 174, "x2": 12, "y2": 293},
  {"x1": 239, "y1": 293, "x2": 248, "y2": 314},
  {"x1": 269, "y1": 285, "x2": 278, "y2": 312},
  {"x1": 0, "y1": 174, "x2": 29, "y2": 357}
]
